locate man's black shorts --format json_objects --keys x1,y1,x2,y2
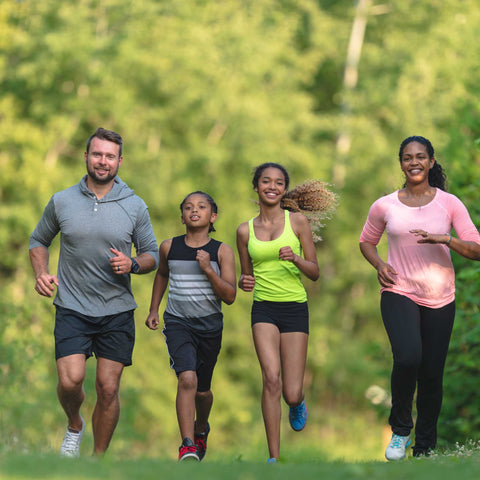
[
  {"x1": 251, "y1": 300, "x2": 309, "y2": 334},
  {"x1": 162, "y1": 321, "x2": 222, "y2": 392},
  {"x1": 54, "y1": 306, "x2": 135, "y2": 366}
]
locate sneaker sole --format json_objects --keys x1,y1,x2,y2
[{"x1": 179, "y1": 453, "x2": 200, "y2": 461}]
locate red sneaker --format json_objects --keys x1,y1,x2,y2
[
  {"x1": 194, "y1": 422, "x2": 210, "y2": 461},
  {"x1": 178, "y1": 437, "x2": 199, "y2": 461}
]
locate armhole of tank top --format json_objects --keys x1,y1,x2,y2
[
  {"x1": 165, "y1": 237, "x2": 176, "y2": 260},
  {"x1": 285, "y1": 210, "x2": 301, "y2": 241},
  {"x1": 212, "y1": 239, "x2": 222, "y2": 258},
  {"x1": 284, "y1": 209, "x2": 293, "y2": 235}
]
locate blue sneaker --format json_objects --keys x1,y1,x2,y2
[
  {"x1": 289, "y1": 399, "x2": 308, "y2": 431},
  {"x1": 385, "y1": 434, "x2": 411, "y2": 461},
  {"x1": 267, "y1": 458, "x2": 277, "y2": 464}
]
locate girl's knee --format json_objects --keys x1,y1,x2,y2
[
  {"x1": 283, "y1": 389, "x2": 303, "y2": 406},
  {"x1": 263, "y1": 373, "x2": 282, "y2": 395}
]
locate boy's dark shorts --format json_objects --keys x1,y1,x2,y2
[
  {"x1": 162, "y1": 321, "x2": 222, "y2": 392},
  {"x1": 54, "y1": 306, "x2": 135, "y2": 366},
  {"x1": 251, "y1": 300, "x2": 309, "y2": 334}
]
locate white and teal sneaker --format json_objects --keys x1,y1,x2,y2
[{"x1": 385, "y1": 433, "x2": 411, "y2": 461}]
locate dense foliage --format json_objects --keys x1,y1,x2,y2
[{"x1": 1, "y1": 0, "x2": 479, "y2": 460}]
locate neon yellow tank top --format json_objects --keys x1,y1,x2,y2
[{"x1": 248, "y1": 210, "x2": 307, "y2": 302}]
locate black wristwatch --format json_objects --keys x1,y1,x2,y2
[{"x1": 130, "y1": 257, "x2": 140, "y2": 274}]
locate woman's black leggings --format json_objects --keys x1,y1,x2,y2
[{"x1": 380, "y1": 291, "x2": 455, "y2": 452}]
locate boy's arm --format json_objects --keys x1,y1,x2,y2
[
  {"x1": 145, "y1": 239, "x2": 171, "y2": 330},
  {"x1": 197, "y1": 243, "x2": 236, "y2": 305}
]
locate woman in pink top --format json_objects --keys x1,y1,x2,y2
[{"x1": 360, "y1": 136, "x2": 480, "y2": 460}]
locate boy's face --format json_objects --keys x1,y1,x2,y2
[{"x1": 181, "y1": 194, "x2": 217, "y2": 228}]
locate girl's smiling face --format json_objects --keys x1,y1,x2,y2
[{"x1": 255, "y1": 167, "x2": 287, "y2": 205}]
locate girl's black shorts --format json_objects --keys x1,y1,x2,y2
[{"x1": 251, "y1": 300, "x2": 309, "y2": 334}]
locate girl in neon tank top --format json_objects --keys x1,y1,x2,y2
[{"x1": 236, "y1": 163, "x2": 337, "y2": 463}]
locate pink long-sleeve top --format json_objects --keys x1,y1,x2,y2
[{"x1": 360, "y1": 188, "x2": 480, "y2": 308}]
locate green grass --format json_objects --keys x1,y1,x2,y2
[{"x1": 2, "y1": 451, "x2": 480, "y2": 480}]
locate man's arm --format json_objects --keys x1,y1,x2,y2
[
  {"x1": 29, "y1": 246, "x2": 59, "y2": 297},
  {"x1": 29, "y1": 196, "x2": 60, "y2": 297},
  {"x1": 132, "y1": 205, "x2": 159, "y2": 271}
]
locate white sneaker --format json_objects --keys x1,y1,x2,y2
[
  {"x1": 385, "y1": 433, "x2": 411, "y2": 461},
  {"x1": 60, "y1": 416, "x2": 85, "y2": 458}
]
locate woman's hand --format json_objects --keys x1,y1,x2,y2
[
  {"x1": 376, "y1": 261, "x2": 398, "y2": 287},
  {"x1": 410, "y1": 229, "x2": 449, "y2": 244}
]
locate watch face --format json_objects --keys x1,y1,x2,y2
[{"x1": 131, "y1": 259, "x2": 139, "y2": 273}]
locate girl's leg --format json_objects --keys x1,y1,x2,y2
[
  {"x1": 414, "y1": 301, "x2": 455, "y2": 454},
  {"x1": 177, "y1": 370, "x2": 198, "y2": 441},
  {"x1": 252, "y1": 323, "x2": 282, "y2": 460},
  {"x1": 381, "y1": 292, "x2": 422, "y2": 436},
  {"x1": 280, "y1": 332, "x2": 308, "y2": 407}
]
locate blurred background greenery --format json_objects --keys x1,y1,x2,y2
[{"x1": 1, "y1": 0, "x2": 480, "y2": 462}]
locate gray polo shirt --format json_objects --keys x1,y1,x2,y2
[{"x1": 29, "y1": 176, "x2": 159, "y2": 317}]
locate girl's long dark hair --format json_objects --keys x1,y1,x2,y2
[{"x1": 399, "y1": 136, "x2": 447, "y2": 191}]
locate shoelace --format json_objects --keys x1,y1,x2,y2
[
  {"x1": 62, "y1": 431, "x2": 81, "y2": 453},
  {"x1": 390, "y1": 435, "x2": 406, "y2": 448},
  {"x1": 181, "y1": 445, "x2": 197, "y2": 454},
  {"x1": 291, "y1": 403, "x2": 305, "y2": 420}
]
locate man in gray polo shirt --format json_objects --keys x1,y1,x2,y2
[{"x1": 29, "y1": 127, "x2": 159, "y2": 457}]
